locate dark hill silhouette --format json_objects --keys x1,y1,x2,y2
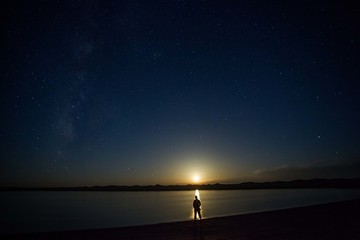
[{"x1": 1, "y1": 178, "x2": 360, "y2": 191}]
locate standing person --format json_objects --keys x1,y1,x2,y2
[{"x1": 193, "y1": 195, "x2": 202, "y2": 220}]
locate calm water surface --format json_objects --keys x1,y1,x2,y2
[{"x1": 1, "y1": 189, "x2": 360, "y2": 234}]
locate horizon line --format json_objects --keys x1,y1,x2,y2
[{"x1": 1, "y1": 178, "x2": 360, "y2": 190}]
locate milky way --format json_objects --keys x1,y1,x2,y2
[{"x1": 1, "y1": 1, "x2": 360, "y2": 186}]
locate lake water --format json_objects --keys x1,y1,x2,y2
[{"x1": 1, "y1": 189, "x2": 360, "y2": 234}]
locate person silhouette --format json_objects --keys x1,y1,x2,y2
[{"x1": 193, "y1": 195, "x2": 202, "y2": 220}]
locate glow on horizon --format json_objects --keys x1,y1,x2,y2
[
  {"x1": 192, "y1": 175, "x2": 200, "y2": 183},
  {"x1": 166, "y1": 152, "x2": 234, "y2": 185}
]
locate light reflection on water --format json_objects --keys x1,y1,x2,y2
[
  {"x1": 1, "y1": 189, "x2": 360, "y2": 234},
  {"x1": 190, "y1": 189, "x2": 202, "y2": 219},
  {"x1": 195, "y1": 189, "x2": 200, "y2": 199}
]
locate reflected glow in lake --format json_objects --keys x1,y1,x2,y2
[{"x1": 1, "y1": 189, "x2": 360, "y2": 234}]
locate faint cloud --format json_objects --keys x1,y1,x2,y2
[
  {"x1": 253, "y1": 169, "x2": 263, "y2": 175},
  {"x1": 252, "y1": 161, "x2": 360, "y2": 181}
]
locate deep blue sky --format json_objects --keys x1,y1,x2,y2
[{"x1": 1, "y1": 0, "x2": 360, "y2": 187}]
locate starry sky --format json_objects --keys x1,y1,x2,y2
[{"x1": 1, "y1": 0, "x2": 360, "y2": 187}]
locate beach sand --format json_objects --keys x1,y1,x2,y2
[{"x1": 5, "y1": 198, "x2": 360, "y2": 240}]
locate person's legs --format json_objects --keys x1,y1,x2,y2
[{"x1": 194, "y1": 209, "x2": 201, "y2": 220}]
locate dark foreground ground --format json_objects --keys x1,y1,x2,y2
[{"x1": 5, "y1": 198, "x2": 360, "y2": 240}]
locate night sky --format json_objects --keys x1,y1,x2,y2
[{"x1": 1, "y1": 1, "x2": 360, "y2": 187}]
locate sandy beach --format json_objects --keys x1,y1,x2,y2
[{"x1": 5, "y1": 198, "x2": 360, "y2": 240}]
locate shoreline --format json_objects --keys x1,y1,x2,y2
[{"x1": 5, "y1": 198, "x2": 360, "y2": 239}]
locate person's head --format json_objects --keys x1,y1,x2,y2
[{"x1": 195, "y1": 196, "x2": 198, "y2": 199}]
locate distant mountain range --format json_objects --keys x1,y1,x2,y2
[{"x1": 2, "y1": 178, "x2": 360, "y2": 191}]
